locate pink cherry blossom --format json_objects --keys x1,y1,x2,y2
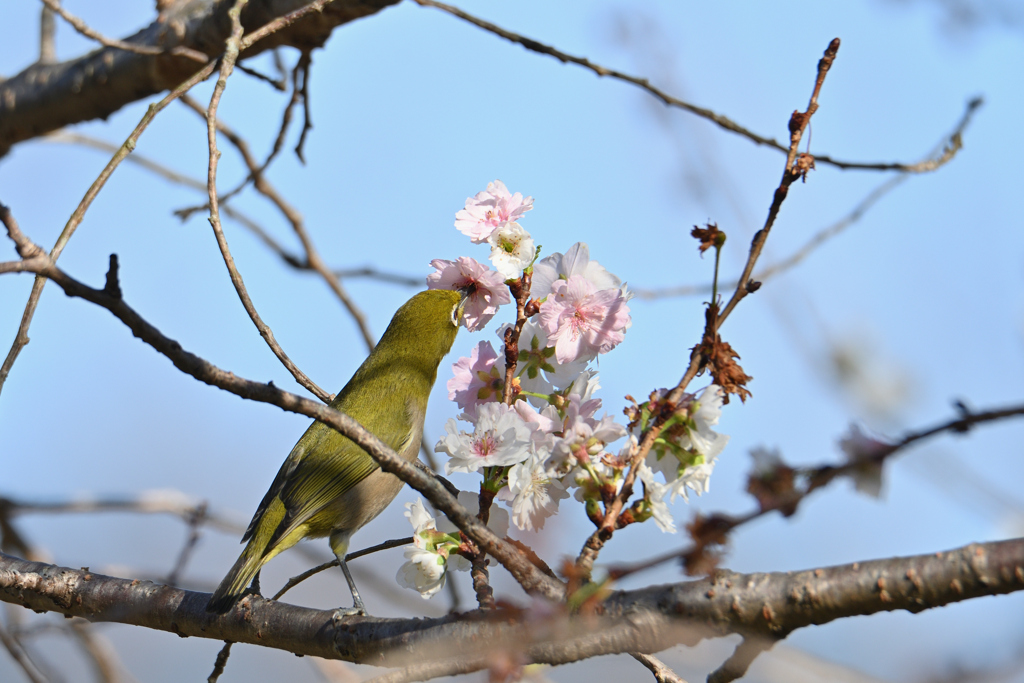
[
  {"x1": 426, "y1": 257, "x2": 511, "y2": 331},
  {"x1": 538, "y1": 274, "x2": 631, "y2": 364},
  {"x1": 447, "y1": 341, "x2": 504, "y2": 420},
  {"x1": 454, "y1": 180, "x2": 534, "y2": 244},
  {"x1": 532, "y1": 242, "x2": 622, "y2": 299}
]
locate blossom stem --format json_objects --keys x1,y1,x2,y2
[
  {"x1": 711, "y1": 241, "x2": 722, "y2": 306},
  {"x1": 501, "y1": 270, "x2": 532, "y2": 404}
]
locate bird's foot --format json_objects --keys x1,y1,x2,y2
[{"x1": 331, "y1": 606, "x2": 367, "y2": 624}]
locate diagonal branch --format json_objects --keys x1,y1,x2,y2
[
  {"x1": 0, "y1": 621, "x2": 51, "y2": 683},
  {"x1": 0, "y1": 57, "x2": 219, "y2": 399},
  {"x1": 574, "y1": 38, "x2": 843, "y2": 581},
  {"x1": 632, "y1": 96, "x2": 983, "y2": 300},
  {"x1": 180, "y1": 94, "x2": 376, "y2": 353},
  {"x1": 0, "y1": 0, "x2": 401, "y2": 156},
  {"x1": 0, "y1": 206, "x2": 563, "y2": 601},
  {"x1": 38, "y1": 0, "x2": 209, "y2": 63},
  {"x1": 199, "y1": 0, "x2": 336, "y2": 404},
  {"x1": 414, "y1": 0, "x2": 966, "y2": 174},
  {"x1": 608, "y1": 400, "x2": 1024, "y2": 583}
]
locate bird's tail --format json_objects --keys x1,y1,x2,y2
[{"x1": 206, "y1": 540, "x2": 267, "y2": 614}]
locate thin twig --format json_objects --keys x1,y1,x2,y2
[
  {"x1": 415, "y1": 1, "x2": 961, "y2": 174},
  {"x1": 47, "y1": 130, "x2": 410, "y2": 315},
  {"x1": 271, "y1": 537, "x2": 414, "y2": 600},
  {"x1": 0, "y1": 58, "x2": 219, "y2": 398},
  {"x1": 631, "y1": 652, "x2": 689, "y2": 683},
  {"x1": 707, "y1": 637, "x2": 773, "y2": 683},
  {"x1": 68, "y1": 619, "x2": 122, "y2": 683},
  {"x1": 608, "y1": 400, "x2": 1024, "y2": 582},
  {"x1": 183, "y1": 93, "x2": 376, "y2": 354},
  {"x1": 633, "y1": 96, "x2": 982, "y2": 299},
  {"x1": 294, "y1": 50, "x2": 314, "y2": 163},
  {"x1": 175, "y1": 51, "x2": 307, "y2": 219},
  {"x1": 236, "y1": 63, "x2": 288, "y2": 91},
  {"x1": 333, "y1": 266, "x2": 421, "y2": 287},
  {"x1": 44, "y1": 131, "x2": 312, "y2": 273},
  {"x1": 165, "y1": 502, "x2": 208, "y2": 586},
  {"x1": 575, "y1": 39, "x2": 842, "y2": 581},
  {"x1": 0, "y1": 491, "x2": 243, "y2": 535},
  {"x1": 0, "y1": 622, "x2": 51, "y2": 683},
  {"x1": 38, "y1": 0, "x2": 208, "y2": 63},
  {"x1": 239, "y1": 0, "x2": 341, "y2": 51},
  {"x1": 201, "y1": 3, "x2": 337, "y2": 405},
  {"x1": 38, "y1": 3, "x2": 56, "y2": 65},
  {"x1": 207, "y1": 641, "x2": 233, "y2": 683},
  {"x1": 633, "y1": 174, "x2": 907, "y2": 300}
]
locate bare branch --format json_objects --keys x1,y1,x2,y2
[
  {"x1": 707, "y1": 637, "x2": 774, "y2": 683},
  {"x1": 0, "y1": 491, "x2": 243, "y2": 535},
  {"x1": 2, "y1": 538, "x2": 1022, "y2": 667},
  {"x1": 39, "y1": 0, "x2": 208, "y2": 63},
  {"x1": 631, "y1": 652, "x2": 689, "y2": 683},
  {"x1": 271, "y1": 537, "x2": 413, "y2": 601},
  {"x1": 38, "y1": 4, "x2": 56, "y2": 65},
  {"x1": 608, "y1": 400, "x2": 1024, "y2": 582},
  {"x1": 414, "y1": 1, "x2": 965, "y2": 174},
  {"x1": 165, "y1": 503, "x2": 208, "y2": 587},
  {"x1": 181, "y1": 94, "x2": 376, "y2": 354},
  {"x1": 0, "y1": 57, "x2": 219, "y2": 398},
  {"x1": 235, "y1": 62, "x2": 288, "y2": 91},
  {"x1": 294, "y1": 50, "x2": 314, "y2": 162},
  {"x1": 0, "y1": 621, "x2": 51, "y2": 683},
  {"x1": 633, "y1": 97, "x2": 982, "y2": 300},
  {"x1": 68, "y1": 619, "x2": 122, "y2": 683},
  {"x1": 207, "y1": 641, "x2": 233, "y2": 683},
  {"x1": 575, "y1": 39, "x2": 843, "y2": 581},
  {"x1": 0, "y1": 0, "x2": 401, "y2": 156},
  {"x1": 200, "y1": 0, "x2": 336, "y2": 404}
]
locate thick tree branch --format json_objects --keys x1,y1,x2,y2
[
  {"x1": 0, "y1": 0, "x2": 400, "y2": 156},
  {"x1": 2, "y1": 538, "x2": 1021, "y2": 667}
]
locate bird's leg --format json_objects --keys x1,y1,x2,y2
[{"x1": 329, "y1": 531, "x2": 367, "y2": 622}]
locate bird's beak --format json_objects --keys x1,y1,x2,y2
[{"x1": 452, "y1": 286, "x2": 472, "y2": 327}]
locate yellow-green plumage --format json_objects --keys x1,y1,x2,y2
[{"x1": 207, "y1": 289, "x2": 463, "y2": 615}]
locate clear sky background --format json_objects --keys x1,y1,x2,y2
[{"x1": 2, "y1": 1, "x2": 1024, "y2": 682}]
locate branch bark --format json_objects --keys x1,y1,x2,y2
[
  {"x1": 2, "y1": 538, "x2": 1021, "y2": 668},
  {"x1": 0, "y1": 0, "x2": 399, "y2": 157}
]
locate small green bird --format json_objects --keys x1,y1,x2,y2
[{"x1": 207, "y1": 288, "x2": 464, "y2": 616}]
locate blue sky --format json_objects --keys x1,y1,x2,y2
[{"x1": 2, "y1": 1, "x2": 1024, "y2": 681}]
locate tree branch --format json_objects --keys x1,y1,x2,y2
[
  {"x1": 414, "y1": 0, "x2": 965, "y2": 174},
  {"x1": 2, "y1": 538, "x2": 1021, "y2": 667},
  {"x1": 0, "y1": 0, "x2": 400, "y2": 156},
  {"x1": 632, "y1": 97, "x2": 982, "y2": 300}
]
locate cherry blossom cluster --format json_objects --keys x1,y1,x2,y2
[
  {"x1": 624, "y1": 385, "x2": 730, "y2": 533},
  {"x1": 396, "y1": 181, "x2": 731, "y2": 597}
]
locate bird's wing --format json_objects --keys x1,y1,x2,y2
[
  {"x1": 262, "y1": 396, "x2": 419, "y2": 550},
  {"x1": 240, "y1": 424, "x2": 322, "y2": 543}
]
